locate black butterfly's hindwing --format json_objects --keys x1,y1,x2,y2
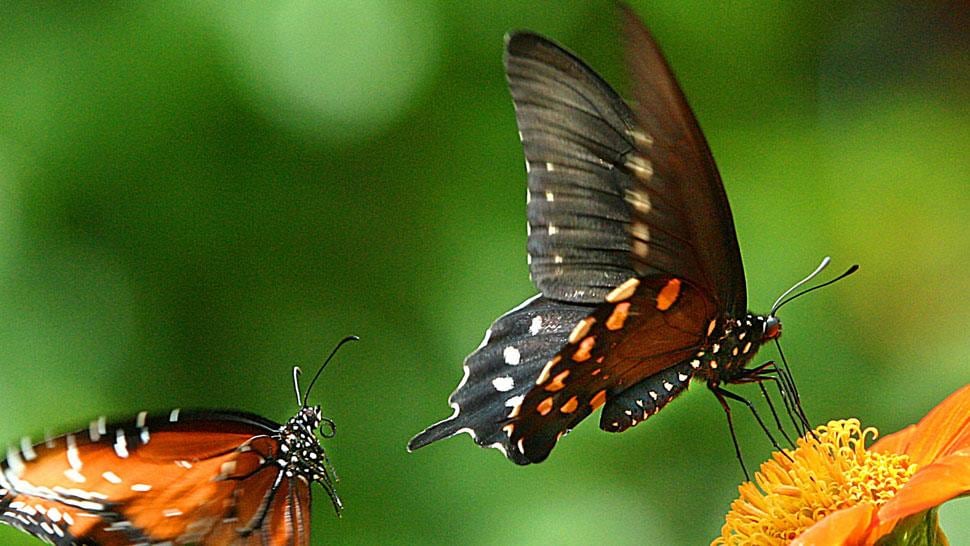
[
  {"x1": 407, "y1": 295, "x2": 594, "y2": 464},
  {"x1": 506, "y1": 276, "x2": 716, "y2": 462},
  {"x1": 599, "y1": 360, "x2": 695, "y2": 433}
]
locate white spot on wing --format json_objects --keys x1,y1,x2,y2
[
  {"x1": 529, "y1": 316, "x2": 542, "y2": 336},
  {"x1": 624, "y1": 189, "x2": 651, "y2": 213},
  {"x1": 503, "y1": 346, "x2": 521, "y2": 365},
  {"x1": 63, "y1": 468, "x2": 85, "y2": 483},
  {"x1": 19, "y1": 438, "x2": 36, "y2": 462},
  {"x1": 113, "y1": 430, "x2": 129, "y2": 459},
  {"x1": 66, "y1": 435, "x2": 81, "y2": 471},
  {"x1": 6, "y1": 448, "x2": 24, "y2": 474},
  {"x1": 492, "y1": 376, "x2": 514, "y2": 392},
  {"x1": 505, "y1": 395, "x2": 524, "y2": 408}
]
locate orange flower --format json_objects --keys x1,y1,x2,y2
[{"x1": 713, "y1": 384, "x2": 970, "y2": 545}]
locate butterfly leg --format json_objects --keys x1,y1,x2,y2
[
  {"x1": 730, "y1": 362, "x2": 796, "y2": 446},
  {"x1": 744, "y1": 359, "x2": 810, "y2": 438},
  {"x1": 756, "y1": 381, "x2": 795, "y2": 447},
  {"x1": 712, "y1": 384, "x2": 791, "y2": 475},
  {"x1": 710, "y1": 384, "x2": 750, "y2": 480},
  {"x1": 772, "y1": 342, "x2": 813, "y2": 434}
]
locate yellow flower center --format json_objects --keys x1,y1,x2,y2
[{"x1": 713, "y1": 419, "x2": 918, "y2": 545}]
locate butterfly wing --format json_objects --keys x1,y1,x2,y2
[
  {"x1": 507, "y1": 32, "x2": 642, "y2": 303},
  {"x1": 0, "y1": 411, "x2": 310, "y2": 545},
  {"x1": 618, "y1": 4, "x2": 746, "y2": 314},
  {"x1": 509, "y1": 276, "x2": 716, "y2": 462},
  {"x1": 508, "y1": 23, "x2": 743, "y2": 308},
  {"x1": 408, "y1": 295, "x2": 594, "y2": 464}
]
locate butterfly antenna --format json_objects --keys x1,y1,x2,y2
[
  {"x1": 303, "y1": 335, "x2": 360, "y2": 407},
  {"x1": 293, "y1": 367, "x2": 304, "y2": 407},
  {"x1": 772, "y1": 259, "x2": 859, "y2": 315},
  {"x1": 770, "y1": 257, "x2": 830, "y2": 314}
]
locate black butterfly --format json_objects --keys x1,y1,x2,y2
[{"x1": 409, "y1": 6, "x2": 846, "y2": 466}]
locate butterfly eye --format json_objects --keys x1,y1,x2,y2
[
  {"x1": 319, "y1": 417, "x2": 337, "y2": 438},
  {"x1": 763, "y1": 316, "x2": 782, "y2": 340}
]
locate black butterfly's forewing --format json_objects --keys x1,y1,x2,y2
[
  {"x1": 506, "y1": 32, "x2": 641, "y2": 303},
  {"x1": 618, "y1": 4, "x2": 746, "y2": 314},
  {"x1": 411, "y1": 7, "x2": 746, "y2": 464},
  {"x1": 509, "y1": 24, "x2": 742, "y2": 306},
  {"x1": 408, "y1": 295, "x2": 594, "y2": 464}
]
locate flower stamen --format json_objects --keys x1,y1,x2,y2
[{"x1": 713, "y1": 419, "x2": 918, "y2": 545}]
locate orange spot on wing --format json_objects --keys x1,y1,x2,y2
[
  {"x1": 572, "y1": 336, "x2": 596, "y2": 362},
  {"x1": 568, "y1": 317, "x2": 596, "y2": 344},
  {"x1": 605, "y1": 302, "x2": 631, "y2": 330},
  {"x1": 535, "y1": 356, "x2": 561, "y2": 386},
  {"x1": 590, "y1": 390, "x2": 607, "y2": 410},
  {"x1": 502, "y1": 423, "x2": 515, "y2": 437},
  {"x1": 545, "y1": 370, "x2": 570, "y2": 392},
  {"x1": 537, "y1": 397, "x2": 554, "y2": 416},
  {"x1": 560, "y1": 396, "x2": 579, "y2": 414},
  {"x1": 606, "y1": 277, "x2": 640, "y2": 303},
  {"x1": 656, "y1": 278, "x2": 682, "y2": 311}
]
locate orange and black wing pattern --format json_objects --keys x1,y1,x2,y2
[{"x1": 0, "y1": 408, "x2": 336, "y2": 545}]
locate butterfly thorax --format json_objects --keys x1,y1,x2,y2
[
  {"x1": 693, "y1": 314, "x2": 781, "y2": 384},
  {"x1": 276, "y1": 407, "x2": 331, "y2": 485}
]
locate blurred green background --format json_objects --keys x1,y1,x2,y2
[{"x1": 0, "y1": 1, "x2": 966, "y2": 544}]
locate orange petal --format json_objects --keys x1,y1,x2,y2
[
  {"x1": 877, "y1": 449, "x2": 970, "y2": 524},
  {"x1": 792, "y1": 503, "x2": 876, "y2": 546},
  {"x1": 870, "y1": 424, "x2": 916, "y2": 455},
  {"x1": 872, "y1": 384, "x2": 970, "y2": 464}
]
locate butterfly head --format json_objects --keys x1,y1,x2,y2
[{"x1": 763, "y1": 315, "x2": 782, "y2": 341}]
